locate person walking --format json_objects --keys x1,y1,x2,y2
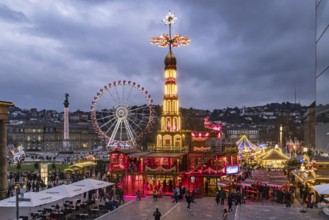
[
  {"x1": 172, "y1": 187, "x2": 179, "y2": 203},
  {"x1": 228, "y1": 191, "x2": 233, "y2": 212},
  {"x1": 222, "y1": 208, "x2": 228, "y2": 220},
  {"x1": 310, "y1": 192, "x2": 315, "y2": 208},
  {"x1": 216, "y1": 190, "x2": 220, "y2": 205},
  {"x1": 306, "y1": 193, "x2": 311, "y2": 208},
  {"x1": 242, "y1": 187, "x2": 246, "y2": 204},
  {"x1": 118, "y1": 188, "x2": 125, "y2": 204},
  {"x1": 235, "y1": 190, "x2": 242, "y2": 205},
  {"x1": 136, "y1": 189, "x2": 141, "y2": 201},
  {"x1": 153, "y1": 208, "x2": 161, "y2": 220},
  {"x1": 153, "y1": 188, "x2": 158, "y2": 202},
  {"x1": 191, "y1": 189, "x2": 197, "y2": 203},
  {"x1": 185, "y1": 191, "x2": 192, "y2": 211},
  {"x1": 220, "y1": 189, "x2": 226, "y2": 205}
]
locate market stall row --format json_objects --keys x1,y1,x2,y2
[{"x1": 0, "y1": 178, "x2": 114, "y2": 220}]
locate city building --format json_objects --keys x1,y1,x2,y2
[
  {"x1": 304, "y1": 102, "x2": 315, "y2": 149},
  {"x1": 225, "y1": 126, "x2": 259, "y2": 144},
  {"x1": 315, "y1": 0, "x2": 329, "y2": 152},
  {"x1": 7, "y1": 121, "x2": 102, "y2": 151}
]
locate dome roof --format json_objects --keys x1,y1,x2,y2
[{"x1": 164, "y1": 50, "x2": 176, "y2": 67}]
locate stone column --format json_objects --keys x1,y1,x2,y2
[
  {"x1": 0, "y1": 120, "x2": 8, "y2": 199},
  {"x1": 0, "y1": 101, "x2": 14, "y2": 200}
]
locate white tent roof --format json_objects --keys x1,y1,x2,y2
[
  {"x1": 312, "y1": 183, "x2": 329, "y2": 195},
  {"x1": 43, "y1": 184, "x2": 89, "y2": 198},
  {"x1": 71, "y1": 178, "x2": 114, "y2": 190},
  {"x1": 0, "y1": 192, "x2": 66, "y2": 207}
]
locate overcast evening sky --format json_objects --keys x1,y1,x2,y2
[{"x1": 0, "y1": 0, "x2": 315, "y2": 112}]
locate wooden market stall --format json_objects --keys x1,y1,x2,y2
[{"x1": 259, "y1": 148, "x2": 290, "y2": 169}]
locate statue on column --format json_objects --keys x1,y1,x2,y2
[{"x1": 64, "y1": 93, "x2": 69, "y2": 107}]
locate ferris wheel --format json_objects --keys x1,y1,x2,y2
[{"x1": 91, "y1": 80, "x2": 154, "y2": 148}]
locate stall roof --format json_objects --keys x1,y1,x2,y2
[
  {"x1": 238, "y1": 180, "x2": 256, "y2": 187},
  {"x1": 266, "y1": 182, "x2": 287, "y2": 187},
  {"x1": 260, "y1": 149, "x2": 290, "y2": 161},
  {"x1": 71, "y1": 178, "x2": 114, "y2": 190},
  {"x1": 142, "y1": 152, "x2": 187, "y2": 158},
  {"x1": 127, "y1": 152, "x2": 151, "y2": 158},
  {"x1": 43, "y1": 184, "x2": 88, "y2": 198},
  {"x1": 0, "y1": 192, "x2": 65, "y2": 207},
  {"x1": 69, "y1": 161, "x2": 97, "y2": 169}
]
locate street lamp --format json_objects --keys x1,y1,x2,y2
[
  {"x1": 279, "y1": 125, "x2": 283, "y2": 149},
  {"x1": 15, "y1": 184, "x2": 20, "y2": 220},
  {"x1": 15, "y1": 184, "x2": 30, "y2": 220}
]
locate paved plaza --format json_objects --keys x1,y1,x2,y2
[
  {"x1": 97, "y1": 196, "x2": 235, "y2": 220},
  {"x1": 236, "y1": 205, "x2": 328, "y2": 220},
  {"x1": 96, "y1": 196, "x2": 328, "y2": 220}
]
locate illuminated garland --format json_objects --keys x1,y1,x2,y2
[
  {"x1": 145, "y1": 166, "x2": 176, "y2": 172},
  {"x1": 236, "y1": 135, "x2": 258, "y2": 152},
  {"x1": 155, "y1": 146, "x2": 188, "y2": 151},
  {"x1": 194, "y1": 146, "x2": 211, "y2": 152},
  {"x1": 203, "y1": 167, "x2": 222, "y2": 174}
]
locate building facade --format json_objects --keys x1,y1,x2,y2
[
  {"x1": 315, "y1": 0, "x2": 329, "y2": 152},
  {"x1": 7, "y1": 121, "x2": 102, "y2": 151},
  {"x1": 304, "y1": 102, "x2": 315, "y2": 149},
  {"x1": 225, "y1": 126, "x2": 259, "y2": 144}
]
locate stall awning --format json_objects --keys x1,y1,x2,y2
[
  {"x1": 68, "y1": 161, "x2": 97, "y2": 169},
  {"x1": 218, "y1": 180, "x2": 233, "y2": 186},
  {"x1": 127, "y1": 152, "x2": 151, "y2": 158},
  {"x1": 71, "y1": 179, "x2": 114, "y2": 190},
  {"x1": 0, "y1": 192, "x2": 65, "y2": 207},
  {"x1": 84, "y1": 155, "x2": 96, "y2": 160},
  {"x1": 43, "y1": 184, "x2": 88, "y2": 198},
  {"x1": 266, "y1": 182, "x2": 287, "y2": 187},
  {"x1": 312, "y1": 183, "x2": 329, "y2": 195},
  {"x1": 142, "y1": 152, "x2": 187, "y2": 158},
  {"x1": 238, "y1": 180, "x2": 256, "y2": 187}
]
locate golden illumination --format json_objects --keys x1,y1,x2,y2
[
  {"x1": 154, "y1": 11, "x2": 188, "y2": 151},
  {"x1": 165, "y1": 69, "x2": 176, "y2": 78},
  {"x1": 162, "y1": 11, "x2": 177, "y2": 25}
]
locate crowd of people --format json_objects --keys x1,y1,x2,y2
[
  {"x1": 7, "y1": 171, "x2": 46, "y2": 197},
  {"x1": 299, "y1": 183, "x2": 319, "y2": 208}
]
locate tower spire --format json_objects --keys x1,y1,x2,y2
[
  {"x1": 150, "y1": 11, "x2": 190, "y2": 50},
  {"x1": 162, "y1": 11, "x2": 176, "y2": 51},
  {"x1": 151, "y1": 11, "x2": 190, "y2": 151}
]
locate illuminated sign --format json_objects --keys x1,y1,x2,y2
[{"x1": 225, "y1": 165, "x2": 239, "y2": 175}]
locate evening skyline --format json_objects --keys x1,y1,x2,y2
[{"x1": 0, "y1": 0, "x2": 315, "y2": 111}]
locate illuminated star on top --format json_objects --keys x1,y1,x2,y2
[
  {"x1": 151, "y1": 11, "x2": 190, "y2": 49},
  {"x1": 162, "y1": 11, "x2": 177, "y2": 25}
]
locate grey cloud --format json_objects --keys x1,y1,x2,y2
[
  {"x1": 0, "y1": 3, "x2": 28, "y2": 22},
  {"x1": 0, "y1": 0, "x2": 315, "y2": 111}
]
